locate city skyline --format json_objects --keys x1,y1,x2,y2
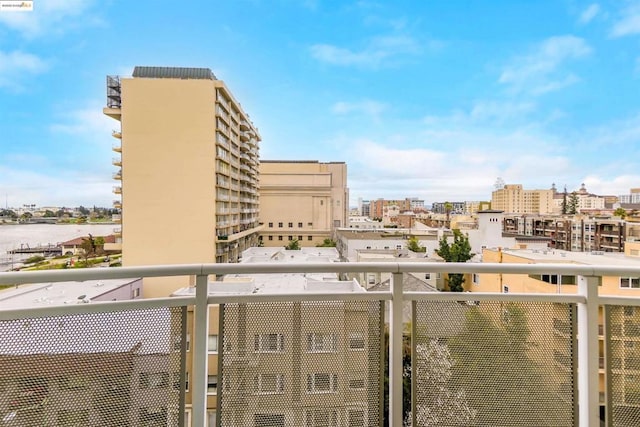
[{"x1": 1, "y1": 0, "x2": 640, "y2": 207}]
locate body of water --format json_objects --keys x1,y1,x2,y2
[{"x1": 0, "y1": 223, "x2": 116, "y2": 271}]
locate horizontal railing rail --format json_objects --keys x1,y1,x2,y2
[{"x1": 2, "y1": 262, "x2": 639, "y2": 427}]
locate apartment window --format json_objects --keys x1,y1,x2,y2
[
  {"x1": 254, "y1": 333, "x2": 284, "y2": 352},
  {"x1": 308, "y1": 236, "x2": 313, "y2": 241},
  {"x1": 288, "y1": 236, "x2": 293, "y2": 241},
  {"x1": 255, "y1": 414, "x2": 285, "y2": 427},
  {"x1": 140, "y1": 372, "x2": 169, "y2": 389},
  {"x1": 278, "y1": 222, "x2": 283, "y2": 228},
  {"x1": 268, "y1": 236, "x2": 273, "y2": 241},
  {"x1": 139, "y1": 407, "x2": 167, "y2": 427},
  {"x1": 621, "y1": 277, "x2": 640, "y2": 289},
  {"x1": 207, "y1": 411, "x2": 217, "y2": 427},
  {"x1": 57, "y1": 409, "x2": 89, "y2": 426},
  {"x1": 208, "y1": 334, "x2": 218, "y2": 353},
  {"x1": 348, "y1": 410, "x2": 365, "y2": 427},
  {"x1": 288, "y1": 222, "x2": 293, "y2": 228},
  {"x1": 298, "y1": 222, "x2": 303, "y2": 228},
  {"x1": 625, "y1": 341, "x2": 635, "y2": 349},
  {"x1": 58, "y1": 375, "x2": 87, "y2": 390},
  {"x1": 173, "y1": 372, "x2": 188, "y2": 391},
  {"x1": 268, "y1": 222, "x2": 273, "y2": 228},
  {"x1": 207, "y1": 375, "x2": 218, "y2": 394},
  {"x1": 348, "y1": 333, "x2": 365, "y2": 350},
  {"x1": 472, "y1": 273, "x2": 479, "y2": 285},
  {"x1": 625, "y1": 306, "x2": 635, "y2": 316},
  {"x1": 424, "y1": 273, "x2": 431, "y2": 280},
  {"x1": 298, "y1": 235, "x2": 303, "y2": 241},
  {"x1": 348, "y1": 378, "x2": 365, "y2": 390},
  {"x1": 254, "y1": 374, "x2": 284, "y2": 394},
  {"x1": 305, "y1": 409, "x2": 338, "y2": 426},
  {"x1": 306, "y1": 373, "x2": 338, "y2": 393},
  {"x1": 307, "y1": 333, "x2": 337, "y2": 353},
  {"x1": 308, "y1": 222, "x2": 313, "y2": 226},
  {"x1": 278, "y1": 236, "x2": 283, "y2": 241},
  {"x1": 503, "y1": 285, "x2": 509, "y2": 293},
  {"x1": 133, "y1": 287, "x2": 141, "y2": 298},
  {"x1": 396, "y1": 245, "x2": 402, "y2": 250}
]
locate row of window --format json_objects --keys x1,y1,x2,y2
[
  {"x1": 251, "y1": 409, "x2": 364, "y2": 427},
  {"x1": 202, "y1": 333, "x2": 366, "y2": 354},
  {"x1": 268, "y1": 222, "x2": 312, "y2": 228},
  {"x1": 267, "y1": 235, "x2": 313, "y2": 241},
  {"x1": 206, "y1": 373, "x2": 364, "y2": 395}
]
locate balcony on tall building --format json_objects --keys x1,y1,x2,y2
[
  {"x1": 113, "y1": 186, "x2": 122, "y2": 194},
  {"x1": 112, "y1": 157, "x2": 122, "y2": 167},
  {"x1": 2, "y1": 261, "x2": 638, "y2": 426}
]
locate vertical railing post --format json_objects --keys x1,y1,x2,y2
[
  {"x1": 192, "y1": 273, "x2": 209, "y2": 427},
  {"x1": 390, "y1": 271, "x2": 404, "y2": 426},
  {"x1": 577, "y1": 275, "x2": 600, "y2": 427}
]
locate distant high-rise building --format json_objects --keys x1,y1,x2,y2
[
  {"x1": 104, "y1": 66, "x2": 262, "y2": 297},
  {"x1": 491, "y1": 184, "x2": 554, "y2": 214}
]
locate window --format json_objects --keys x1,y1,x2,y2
[
  {"x1": 308, "y1": 222, "x2": 313, "y2": 226},
  {"x1": 278, "y1": 236, "x2": 283, "y2": 241},
  {"x1": 424, "y1": 273, "x2": 431, "y2": 280},
  {"x1": 173, "y1": 371, "x2": 188, "y2": 391},
  {"x1": 254, "y1": 374, "x2": 284, "y2": 394},
  {"x1": 57, "y1": 409, "x2": 89, "y2": 426},
  {"x1": 268, "y1": 222, "x2": 273, "y2": 228},
  {"x1": 133, "y1": 287, "x2": 141, "y2": 298},
  {"x1": 625, "y1": 306, "x2": 635, "y2": 316},
  {"x1": 58, "y1": 376, "x2": 87, "y2": 390},
  {"x1": 348, "y1": 410, "x2": 365, "y2": 426},
  {"x1": 396, "y1": 245, "x2": 402, "y2": 250},
  {"x1": 268, "y1": 235, "x2": 273, "y2": 241},
  {"x1": 254, "y1": 333, "x2": 284, "y2": 352},
  {"x1": 288, "y1": 236, "x2": 293, "y2": 241},
  {"x1": 278, "y1": 222, "x2": 283, "y2": 228},
  {"x1": 348, "y1": 333, "x2": 365, "y2": 350},
  {"x1": 139, "y1": 407, "x2": 167, "y2": 427},
  {"x1": 307, "y1": 333, "x2": 337, "y2": 352},
  {"x1": 305, "y1": 409, "x2": 338, "y2": 426},
  {"x1": 348, "y1": 378, "x2": 365, "y2": 390},
  {"x1": 625, "y1": 341, "x2": 635, "y2": 349},
  {"x1": 207, "y1": 375, "x2": 218, "y2": 394},
  {"x1": 472, "y1": 273, "x2": 479, "y2": 285},
  {"x1": 306, "y1": 373, "x2": 338, "y2": 393},
  {"x1": 621, "y1": 277, "x2": 640, "y2": 288},
  {"x1": 308, "y1": 236, "x2": 313, "y2": 241},
  {"x1": 503, "y1": 285, "x2": 509, "y2": 293},
  {"x1": 207, "y1": 411, "x2": 217, "y2": 427},
  {"x1": 208, "y1": 335, "x2": 218, "y2": 353},
  {"x1": 255, "y1": 414, "x2": 285, "y2": 427},
  {"x1": 288, "y1": 222, "x2": 293, "y2": 228},
  {"x1": 140, "y1": 372, "x2": 169, "y2": 389},
  {"x1": 298, "y1": 235, "x2": 303, "y2": 241},
  {"x1": 298, "y1": 222, "x2": 303, "y2": 228}
]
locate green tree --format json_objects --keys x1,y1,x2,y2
[
  {"x1": 448, "y1": 305, "x2": 571, "y2": 426},
  {"x1": 435, "y1": 230, "x2": 473, "y2": 292},
  {"x1": 444, "y1": 202, "x2": 453, "y2": 226},
  {"x1": 561, "y1": 186, "x2": 568, "y2": 215},
  {"x1": 285, "y1": 239, "x2": 300, "y2": 250},
  {"x1": 316, "y1": 238, "x2": 337, "y2": 247},
  {"x1": 78, "y1": 234, "x2": 99, "y2": 264},
  {"x1": 567, "y1": 192, "x2": 579, "y2": 214},
  {"x1": 614, "y1": 207, "x2": 627, "y2": 219},
  {"x1": 43, "y1": 210, "x2": 56, "y2": 217},
  {"x1": 407, "y1": 236, "x2": 426, "y2": 253}
]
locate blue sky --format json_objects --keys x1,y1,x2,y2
[{"x1": 1, "y1": 0, "x2": 640, "y2": 208}]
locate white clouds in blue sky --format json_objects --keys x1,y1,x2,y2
[{"x1": 1, "y1": 0, "x2": 640, "y2": 207}]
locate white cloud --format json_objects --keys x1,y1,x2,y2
[
  {"x1": 50, "y1": 103, "x2": 114, "y2": 136},
  {"x1": 579, "y1": 4, "x2": 600, "y2": 24},
  {"x1": 310, "y1": 35, "x2": 422, "y2": 67},
  {"x1": 611, "y1": 2, "x2": 640, "y2": 37},
  {"x1": 499, "y1": 35, "x2": 591, "y2": 96},
  {"x1": 331, "y1": 100, "x2": 387, "y2": 118},
  {"x1": 0, "y1": 50, "x2": 47, "y2": 90},
  {"x1": 0, "y1": 0, "x2": 99, "y2": 38}
]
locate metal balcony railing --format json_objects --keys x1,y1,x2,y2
[{"x1": 2, "y1": 263, "x2": 640, "y2": 426}]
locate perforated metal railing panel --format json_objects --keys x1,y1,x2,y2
[
  {"x1": 0, "y1": 307, "x2": 186, "y2": 427},
  {"x1": 412, "y1": 301, "x2": 577, "y2": 427},
  {"x1": 219, "y1": 301, "x2": 384, "y2": 427},
  {"x1": 606, "y1": 304, "x2": 640, "y2": 427}
]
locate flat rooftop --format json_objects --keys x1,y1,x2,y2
[
  {"x1": 173, "y1": 247, "x2": 364, "y2": 296},
  {"x1": 0, "y1": 278, "x2": 140, "y2": 309},
  {"x1": 494, "y1": 247, "x2": 640, "y2": 267}
]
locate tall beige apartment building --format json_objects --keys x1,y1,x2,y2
[
  {"x1": 104, "y1": 66, "x2": 262, "y2": 297},
  {"x1": 258, "y1": 161, "x2": 348, "y2": 247},
  {"x1": 492, "y1": 184, "x2": 554, "y2": 214}
]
